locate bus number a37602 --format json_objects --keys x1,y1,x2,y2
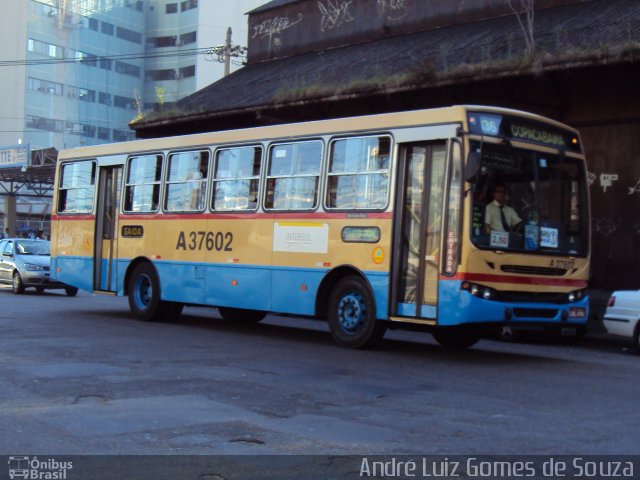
[{"x1": 176, "y1": 231, "x2": 233, "y2": 251}]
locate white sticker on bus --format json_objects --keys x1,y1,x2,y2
[
  {"x1": 540, "y1": 226, "x2": 559, "y2": 248},
  {"x1": 490, "y1": 230, "x2": 509, "y2": 249},
  {"x1": 273, "y1": 222, "x2": 329, "y2": 253}
]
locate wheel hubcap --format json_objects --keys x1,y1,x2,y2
[
  {"x1": 134, "y1": 274, "x2": 152, "y2": 309},
  {"x1": 337, "y1": 292, "x2": 366, "y2": 334}
]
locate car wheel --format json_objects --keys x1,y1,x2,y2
[
  {"x1": 65, "y1": 287, "x2": 79, "y2": 297},
  {"x1": 218, "y1": 307, "x2": 266, "y2": 323},
  {"x1": 36, "y1": 287, "x2": 45, "y2": 294},
  {"x1": 12, "y1": 272, "x2": 25, "y2": 294},
  {"x1": 327, "y1": 275, "x2": 386, "y2": 349},
  {"x1": 127, "y1": 262, "x2": 182, "y2": 322},
  {"x1": 634, "y1": 322, "x2": 640, "y2": 354},
  {"x1": 432, "y1": 327, "x2": 480, "y2": 350}
]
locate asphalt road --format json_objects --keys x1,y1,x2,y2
[{"x1": 0, "y1": 286, "x2": 638, "y2": 457}]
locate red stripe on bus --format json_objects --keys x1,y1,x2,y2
[
  {"x1": 444, "y1": 272, "x2": 587, "y2": 288},
  {"x1": 51, "y1": 215, "x2": 95, "y2": 221}
]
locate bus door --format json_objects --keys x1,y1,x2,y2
[
  {"x1": 94, "y1": 165, "x2": 122, "y2": 292},
  {"x1": 392, "y1": 142, "x2": 447, "y2": 320}
]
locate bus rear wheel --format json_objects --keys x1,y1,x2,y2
[
  {"x1": 327, "y1": 276, "x2": 386, "y2": 349},
  {"x1": 432, "y1": 327, "x2": 480, "y2": 350},
  {"x1": 128, "y1": 262, "x2": 183, "y2": 322},
  {"x1": 218, "y1": 307, "x2": 266, "y2": 323}
]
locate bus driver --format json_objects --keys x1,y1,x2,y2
[{"x1": 484, "y1": 184, "x2": 522, "y2": 234}]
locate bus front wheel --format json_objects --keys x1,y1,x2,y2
[
  {"x1": 128, "y1": 262, "x2": 183, "y2": 322},
  {"x1": 432, "y1": 327, "x2": 480, "y2": 350},
  {"x1": 327, "y1": 276, "x2": 386, "y2": 349}
]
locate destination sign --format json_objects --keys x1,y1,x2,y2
[{"x1": 468, "y1": 112, "x2": 582, "y2": 153}]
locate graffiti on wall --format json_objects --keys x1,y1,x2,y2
[
  {"x1": 592, "y1": 217, "x2": 621, "y2": 238},
  {"x1": 628, "y1": 179, "x2": 640, "y2": 195},
  {"x1": 599, "y1": 173, "x2": 618, "y2": 193},
  {"x1": 318, "y1": 0, "x2": 354, "y2": 32},
  {"x1": 376, "y1": 0, "x2": 408, "y2": 21},
  {"x1": 251, "y1": 13, "x2": 304, "y2": 54}
]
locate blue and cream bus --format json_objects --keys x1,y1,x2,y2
[{"x1": 50, "y1": 106, "x2": 590, "y2": 349}]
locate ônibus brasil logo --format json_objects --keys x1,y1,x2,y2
[{"x1": 8, "y1": 456, "x2": 73, "y2": 479}]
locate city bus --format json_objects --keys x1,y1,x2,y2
[{"x1": 50, "y1": 106, "x2": 590, "y2": 349}]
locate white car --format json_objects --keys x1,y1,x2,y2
[{"x1": 603, "y1": 290, "x2": 640, "y2": 352}]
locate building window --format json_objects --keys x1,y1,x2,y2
[
  {"x1": 166, "y1": 3, "x2": 178, "y2": 13},
  {"x1": 27, "y1": 38, "x2": 64, "y2": 58},
  {"x1": 83, "y1": 124, "x2": 96, "y2": 138},
  {"x1": 78, "y1": 88, "x2": 96, "y2": 102},
  {"x1": 265, "y1": 141, "x2": 323, "y2": 211},
  {"x1": 28, "y1": 77, "x2": 63, "y2": 96},
  {"x1": 27, "y1": 115, "x2": 64, "y2": 132},
  {"x1": 116, "y1": 26, "x2": 142, "y2": 44},
  {"x1": 113, "y1": 129, "x2": 134, "y2": 142},
  {"x1": 179, "y1": 65, "x2": 196, "y2": 78},
  {"x1": 114, "y1": 95, "x2": 135, "y2": 109},
  {"x1": 212, "y1": 146, "x2": 261, "y2": 212},
  {"x1": 180, "y1": 31, "x2": 196, "y2": 45},
  {"x1": 99, "y1": 57, "x2": 112, "y2": 70},
  {"x1": 57, "y1": 161, "x2": 96, "y2": 214},
  {"x1": 181, "y1": 0, "x2": 197, "y2": 11},
  {"x1": 148, "y1": 35, "x2": 177, "y2": 48},
  {"x1": 69, "y1": 49, "x2": 97, "y2": 66},
  {"x1": 100, "y1": 21, "x2": 114, "y2": 35},
  {"x1": 97, "y1": 127, "x2": 110, "y2": 140},
  {"x1": 89, "y1": 18, "x2": 98, "y2": 30},
  {"x1": 98, "y1": 92, "x2": 112, "y2": 105},
  {"x1": 124, "y1": 154, "x2": 163, "y2": 213},
  {"x1": 165, "y1": 151, "x2": 209, "y2": 212},
  {"x1": 146, "y1": 69, "x2": 177, "y2": 81},
  {"x1": 115, "y1": 61, "x2": 141, "y2": 77}
]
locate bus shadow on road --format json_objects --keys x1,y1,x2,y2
[{"x1": 76, "y1": 306, "x2": 589, "y2": 364}]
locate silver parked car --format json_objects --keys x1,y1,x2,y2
[{"x1": 0, "y1": 238, "x2": 78, "y2": 296}]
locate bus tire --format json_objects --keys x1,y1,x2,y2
[
  {"x1": 218, "y1": 307, "x2": 266, "y2": 323},
  {"x1": 327, "y1": 276, "x2": 386, "y2": 349},
  {"x1": 65, "y1": 287, "x2": 79, "y2": 297},
  {"x1": 128, "y1": 262, "x2": 182, "y2": 322},
  {"x1": 432, "y1": 327, "x2": 480, "y2": 350}
]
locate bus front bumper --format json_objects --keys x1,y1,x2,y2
[{"x1": 437, "y1": 280, "x2": 589, "y2": 328}]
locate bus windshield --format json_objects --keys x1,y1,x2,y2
[{"x1": 470, "y1": 141, "x2": 588, "y2": 256}]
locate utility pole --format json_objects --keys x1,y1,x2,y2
[
  {"x1": 205, "y1": 28, "x2": 248, "y2": 77},
  {"x1": 224, "y1": 27, "x2": 232, "y2": 77}
]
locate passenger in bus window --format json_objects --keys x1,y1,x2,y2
[{"x1": 484, "y1": 184, "x2": 522, "y2": 233}]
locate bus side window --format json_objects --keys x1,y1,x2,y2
[
  {"x1": 212, "y1": 146, "x2": 262, "y2": 212},
  {"x1": 326, "y1": 136, "x2": 391, "y2": 210},
  {"x1": 57, "y1": 161, "x2": 96, "y2": 214},
  {"x1": 265, "y1": 141, "x2": 322, "y2": 211}
]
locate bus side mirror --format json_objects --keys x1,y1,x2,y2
[{"x1": 465, "y1": 150, "x2": 481, "y2": 182}]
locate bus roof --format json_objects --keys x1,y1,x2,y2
[{"x1": 58, "y1": 105, "x2": 578, "y2": 160}]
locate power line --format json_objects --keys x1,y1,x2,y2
[{"x1": 0, "y1": 47, "x2": 214, "y2": 67}]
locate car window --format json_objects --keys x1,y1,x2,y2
[
  {"x1": 15, "y1": 241, "x2": 50, "y2": 255},
  {"x1": 0, "y1": 240, "x2": 6, "y2": 252},
  {"x1": 4, "y1": 241, "x2": 13, "y2": 256}
]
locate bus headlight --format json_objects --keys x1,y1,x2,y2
[
  {"x1": 568, "y1": 289, "x2": 586, "y2": 303},
  {"x1": 462, "y1": 282, "x2": 496, "y2": 300}
]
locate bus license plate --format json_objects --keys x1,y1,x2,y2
[{"x1": 569, "y1": 307, "x2": 586, "y2": 318}]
